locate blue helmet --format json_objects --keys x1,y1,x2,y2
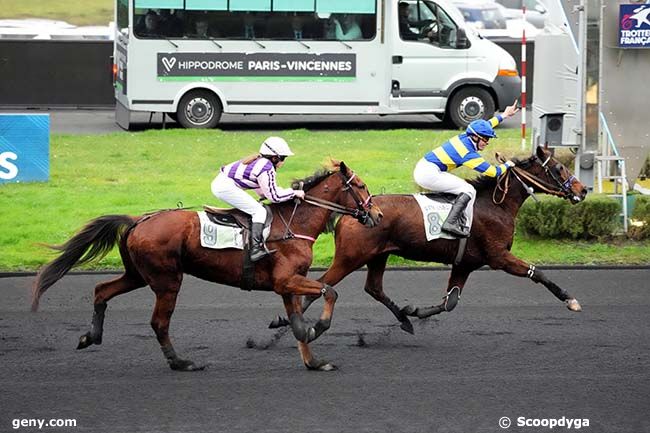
[{"x1": 466, "y1": 119, "x2": 497, "y2": 139}]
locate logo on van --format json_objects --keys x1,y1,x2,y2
[{"x1": 162, "y1": 57, "x2": 177, "y2": 72}]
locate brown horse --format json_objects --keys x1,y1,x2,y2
[
  {"x1": 271, "y1": 146, "x2": 588, "y2": 334},
  {"x1": 32, "y1": 161, "x2": 383, "y2": 371}
]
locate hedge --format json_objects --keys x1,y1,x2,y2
[
  {"x1": 517, "y1": 195, "x2": 620, "y2": 239},
  {"x1": 629, "y1": 195, "x2": 650, "y2": 240}
]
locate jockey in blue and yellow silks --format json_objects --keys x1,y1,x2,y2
[{"x1": 413, "y1": 100, "x2": 520, "y2": 237}]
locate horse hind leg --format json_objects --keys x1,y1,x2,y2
[
  {"x1": 77, "y1": 272, "x2": 146, "y2": 350},
  {"x1": 361, "y1": 254, "x2": 416, "y2": 335},
  {"x1": 407, "y1": 266, "x2": 471, "y2": 319}
]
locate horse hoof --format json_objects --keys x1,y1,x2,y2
[
  {"x1": 318, "y1": 362, "x2": 337, "y2": 372},
  {"x1": 566, "y1": 298, "x2": 582, "y2": 312},
  {"x1": 400, "y1": 320, "x2": 415, "y2": 335},
  {"x1": 400, "y1": 305, "x2": 416, "y2": 316},
  {"x1": 77, "y1": 332, "x2": 93, "y2": 350},
  {"x1": 169, "y1": 359, "x2": 205, "y2": 372},
  {"x1": 306, "y1": 360, "x2": 337, "y2": 371},
  {"x1": 269, "y1": 315, "x2": 290, "y2": 329}
]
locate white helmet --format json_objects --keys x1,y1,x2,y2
[{"x1": 259, "y1": 136, "x2": 294, "y2": 157}]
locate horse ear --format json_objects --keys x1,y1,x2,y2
[
  {"x1": 535, "y1": 145, "x2": 547, "y2": 160},
  {"x1": 340, "y1": 161, "x2": 348, "y2": 175}
]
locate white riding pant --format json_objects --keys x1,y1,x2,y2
[
  {"x1": 413, "y1": 158, "x2": 476, "y2": 227},
  {"x1": 211, "y1": 172, "x2": 267, "y2": 224}
]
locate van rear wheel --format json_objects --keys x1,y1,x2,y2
[
  {"x1": 446, "y1": 87, "x2": 495, "y2": 129},
  {"x1": 177, "y1": 90, "x2": 222, "y2": 129}
]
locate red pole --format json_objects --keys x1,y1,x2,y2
[{"x1": 521, "y1": 6, "x2": 527, "y2": 150}]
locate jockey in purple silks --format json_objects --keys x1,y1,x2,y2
[{"x1": 211, "y1": 136, "x2": 305, "y2": 261}]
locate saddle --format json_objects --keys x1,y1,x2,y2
[
  {"x1": 203, "y1": 205, "x2": 273, "y2": 230},
  {"x1": 202, "y1": 205, "x2": 274, "y2": 292},
  {"x1": 421, "y1": 192, "x2": 457, "y2": 204}
]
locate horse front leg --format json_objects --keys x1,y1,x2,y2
[
  {"x1": 281, "y1": 295, "x2": 336, "y2": 371},
  {"x1": 282, "y1": 274, "x2": 338, "y2": 343},
  {"x1": 490, "y1": 251, "x2": 581, "y2": 311},
  {"x1": 150, "y1": 286, "x2": 205, "y2": 372},
  {"x1": 405, "y1": 266, "x2": 471, "y2": 319},
  {"x1": 268, "y1": 250, "x2": 359, "y2": 329}
]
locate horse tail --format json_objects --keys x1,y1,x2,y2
[{"x1": 32, "y1": 215, "x2": 135, "y2": 312}]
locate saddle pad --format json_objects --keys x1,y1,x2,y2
[
  {"x1": 413, "y1": 193, "x2": 472, "y2": 241},
  {"x1": 198, "y1": 211, "x2": 245, "y2": 250}
]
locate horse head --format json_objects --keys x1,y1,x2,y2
[
  {"x1": 295, "y1": 160, "x2": 383, "y2": 227},
  {"x1": 516, "y1": 146, "x2": 588, "y2": 204}
]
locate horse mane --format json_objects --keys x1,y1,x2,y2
[{"x1": 291, "y1": 161, "x2": 341, "y2": 192}]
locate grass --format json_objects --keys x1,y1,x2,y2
[
  {"x1": 0, "y1": 0, "x2": 113, "y2": 26},
  {"x1": 1, "y1": 127, "x2": 647, "y2": 272}
]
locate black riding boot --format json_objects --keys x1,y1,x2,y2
[
  {"x1": 250, "y1": 222, "x2": 274, "y2": 262},
  {"x1": 442, "y1": 193, "x2": 471, "y2": 237}
]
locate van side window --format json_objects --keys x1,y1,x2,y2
[{"x1": 133, "y1": 7, "x2": 377, "y2": 40}]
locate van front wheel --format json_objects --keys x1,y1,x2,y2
[
  {"x1": 446, "y1": 87, "x2": 495, "y2": 129},
  {"x1": 177, "y1": 90, "x2": 222, "y2": 129}
]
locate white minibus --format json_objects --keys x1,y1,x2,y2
[{"x1": 113, "y1": 0, "x2": 520, "y2": 129}]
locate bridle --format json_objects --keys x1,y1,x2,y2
[
  {"x1": 303, "y1": 170, "x2": 373, "y2": 224},
  {"x1": 493, "y1": 155, "x2": 577, "y2": 204},
  {"x1": 275, "y1": 169, "x2": 374, "y2": 242}
]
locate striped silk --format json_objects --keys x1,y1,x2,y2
[
  {"x1": 423, "y1": 115, "x2": 509, "y2": 177},
  {"x1": 221, "y1": 157, "x2": 295, "y2": 202},
  {"x1": 221, "y1": 157, "x2": 273, "y2": 189}
]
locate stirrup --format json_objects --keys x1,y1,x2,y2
[
  {"x1": 250, "y1": 246, "x2": 276, "y2": 262},
  {"x1": 443, "y1": 286, "x2": 460, "y2": 312}
]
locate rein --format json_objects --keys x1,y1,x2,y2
[
  {"x1": 303, "y1": 194, "x2": 370, "y2": 218},
  {"x1": 492, "y1": 159, "x2": 572, "y2": 205},
  {"x1": 269, "y1": 170, "x2": 372, "y2": 243}
]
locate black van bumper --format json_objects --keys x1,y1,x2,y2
[{"x1": 491, "y1": 75, "x2": 522, "y2": 110}]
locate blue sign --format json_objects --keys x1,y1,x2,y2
[
  {"x1": 0, "y1": 114, "x2": 50, "y2": 183},
  {"x1": 619, "y1": 4, "x2": 650, "y2": 48}
]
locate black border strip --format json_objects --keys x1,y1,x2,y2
[
  {"x1": 132, "y1": 100, "x2": 174, "y2": 104},
  {"x1": 227, "y1": 100, "x2": 379, "y2": 106},
  {"x1": 399, "y1": 90, "x2": 445, "y2": 97}
]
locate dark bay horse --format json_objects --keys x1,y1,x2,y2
[
  {"x1": 32, "y1": 161, "x2": 383, "y2": 371},
  {"x1": 271, "y1": 146, "x2": 588, "y2": 334}
]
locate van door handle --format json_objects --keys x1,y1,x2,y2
[{"x1": 392, "y1": 56, "x2": 403, "y2": 64}]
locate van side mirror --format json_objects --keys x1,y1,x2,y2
[{"x1": 456, "y1": 28, "x2": 470, "y2": 48}]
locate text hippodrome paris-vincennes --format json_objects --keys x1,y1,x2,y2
[{"x1": 175, "y1": 60, "x2": 353, "y2": 72}]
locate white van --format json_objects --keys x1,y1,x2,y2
[{"x1": 113, "y1": 0, "x2": 520, "y2": 129}]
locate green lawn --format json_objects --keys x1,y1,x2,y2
[
  {"x1": 1, "y1": 127, "x2": 647, "y2": 271},
  {"x1": 0, "y1": 0, "x2": 113, "y2": 26}
]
